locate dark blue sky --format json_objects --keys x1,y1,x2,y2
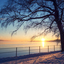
[{"x1": 0, "y1": 0, "x2": 7, "y2": 8}]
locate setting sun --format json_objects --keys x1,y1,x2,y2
[{"x1": 41, "y1": 38, "x2": 45, "y2": 42}]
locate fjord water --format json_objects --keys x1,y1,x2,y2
[{"x1": 0, "y1": 41, "x2": 61, "y2": 58}]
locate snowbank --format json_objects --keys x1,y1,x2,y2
[{"x1": 1, "y1": 51, "x2": 64, "y2": 64}]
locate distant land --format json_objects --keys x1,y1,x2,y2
[
  {"x1": 0, "y1": 39, "x2": 10, "y2": 41},
  {"x1": 0, "y1": 40, "x2": 4, "y2": 41},
  {"x1": 0, "y1": 39, "x2": 61, "y2": 42},
  {"x1": 46, "y1": 39, "x2": 61, "y2": 42}
]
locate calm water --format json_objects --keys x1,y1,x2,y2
[{"x1": 0, "y1": 41, "x2": 61, "y2": 58}]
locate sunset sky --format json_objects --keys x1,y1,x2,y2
[{"x1": 0, "y1": 0, "x2": 58, "y2": 43}]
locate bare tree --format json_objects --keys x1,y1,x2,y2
[{"x1": 0, "y1": 0, "x2": 64, "y2": 51}]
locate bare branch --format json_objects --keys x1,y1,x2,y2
[
  {"x1": 57, "y1": 1, "x2": 64, "y2": 6},
  {"x1": 11, "y1": 21, "x2": 25, "y2": 36},
  {"x1": 31, "y1": 28, "x2": 49, "y2": 41},
  {"x1": 36, "y1": 1, "x2": 55, "y2": 12},
  {"x1": 17, "y1": 14, "x2": 54, "y2": 21}
]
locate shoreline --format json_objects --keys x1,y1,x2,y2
[{"x1": 0, "y1": 51, "x2": 60, "y2": 63}]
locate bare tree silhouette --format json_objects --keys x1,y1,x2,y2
[{"x1": 0, "y1": 0, "x2": 64, "y2": 51}]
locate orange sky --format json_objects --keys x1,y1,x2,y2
[
  {"x1": 0, "y1": 28, "x2": 57, "y2": 42},
  {"x1": 0, "y1": 22, "x2": 58, "y2": 43}
]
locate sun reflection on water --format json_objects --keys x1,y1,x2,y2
[
  {"x1": 41, "y1": 38, "x2": 45, "y2": 47},
  {"x1": 42, "y1": 42, "x2": 45, "y2": 47}
]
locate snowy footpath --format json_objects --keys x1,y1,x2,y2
[{"x1": 1, "y1": 51, "x2": 64, "y2": 64}]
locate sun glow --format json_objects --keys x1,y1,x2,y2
[{"x1": 41, "y1": 38, "x2": 45, "y2": 42}]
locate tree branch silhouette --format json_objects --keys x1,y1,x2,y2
[{"x1": 0, "y1": 0, "x2": 64, "y2": 51}]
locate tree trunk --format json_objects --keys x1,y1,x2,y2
[
  {"x1": 56, "y1": 21, "x2": 64, "y2": 52},
  {"x1": 53, "y1": 0, "x2": 64, "y2": 52},
  {"x1": 60, "y1": 31, "x2": 64, "y2": 52}
]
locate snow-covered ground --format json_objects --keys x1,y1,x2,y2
[{"x1": 1, "y1": 51, "x2": 64, "y2": 64}]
